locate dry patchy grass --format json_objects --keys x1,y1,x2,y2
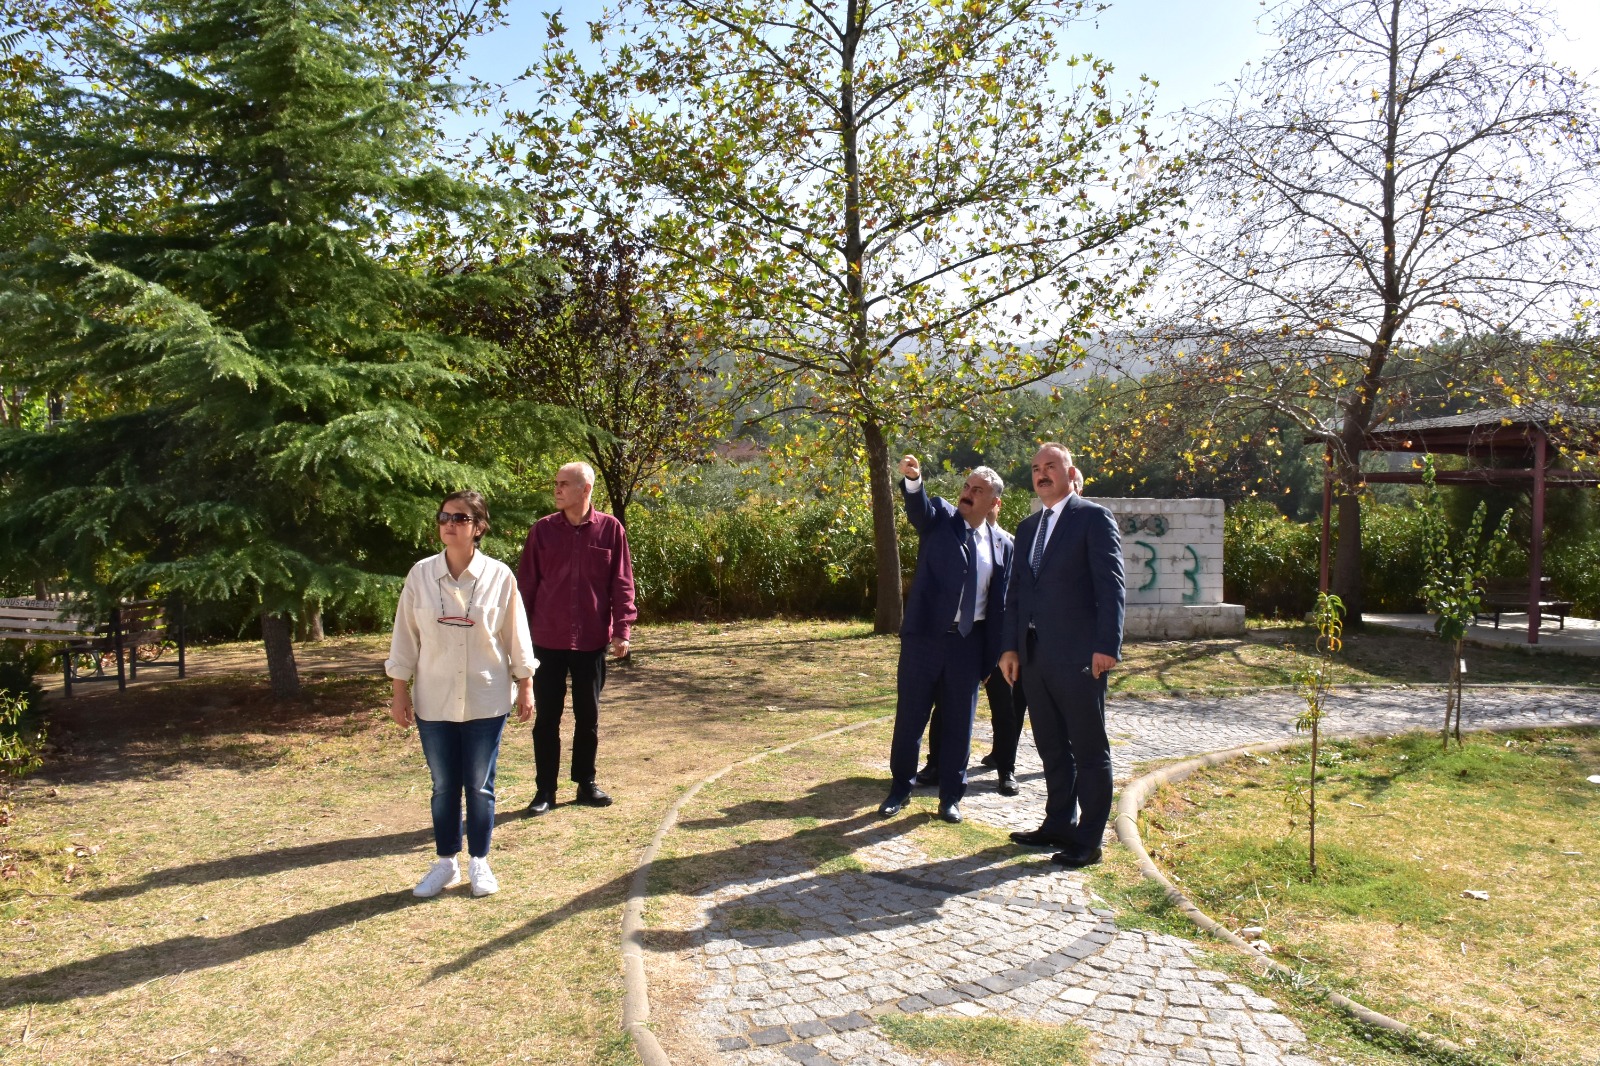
[
  {"x1": 0, "y1": 620, "x2": 901, "y2": 1065},
  {"x1": 1, "y1": 619, "x2": 1591, "y2": 1064}
]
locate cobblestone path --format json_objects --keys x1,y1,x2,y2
[{"x1": 671, "y1": 687, "x2": 1599, "y2": 1066}]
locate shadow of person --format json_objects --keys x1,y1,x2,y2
[
  {"x1": 704, "y1": 842, "x2": 1044, "y2": 945},
  {"x1": 675, "y1": 775, "x2": 884, "y2": 831},
  {"x1": 77, "y1": 810, "x2": 525, "y2": 903},
  {"x1": 0, "y1": 891, "x2": 426, "y2": 1007}
]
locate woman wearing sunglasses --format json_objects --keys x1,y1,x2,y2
[{"x1": 385, "y1": 491, "x2": 537, "y2": 897}]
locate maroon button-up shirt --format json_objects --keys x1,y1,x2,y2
[{"x1": 515, "y1": 508, "x2": 637, "y2": 652}]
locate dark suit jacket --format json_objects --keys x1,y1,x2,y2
[
  {"x1": 1001, "y1": 493, "x2": 1125, "y2": 670},
  {"x1": 901, "y1": 480, "x2": 1013, "y2": 675}
]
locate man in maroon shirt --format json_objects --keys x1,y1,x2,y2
[{"x1": 516, "y1": 461, "x2": 637, "y2": 815}]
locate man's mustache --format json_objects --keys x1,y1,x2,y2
[{"x1": 959, "y1": 496, "x2": 973, "y2": 507}]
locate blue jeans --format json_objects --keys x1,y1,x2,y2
[{"x1": 416, "y1": 715, "x2": 506, "y2": 858}]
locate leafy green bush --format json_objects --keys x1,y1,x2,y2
[
  {"x1": 0, "y1": 646, "x2": 48, "y2": 776},
  {"x1": 1546, "y1": 530, "x2": 1600, "y2": 618},
  {"x1": 1358, "y1": 502, "x2": 1430, "y2": 611},
  {"x1": 1223, "y1": 500, "x2": 1320, "y2": 617},
  {"x1": 625, "y1": 494, "x2": 906, "y2": 618}
]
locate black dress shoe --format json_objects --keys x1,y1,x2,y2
[
  {"x1": 979, "y1": 752, "x2": 997, "y2": 768},
  {"x1": 576, "y1": 783, "x2": 614, "y2": 807},
  {"x1": 913, "y1": 764, "x2": 938, "y2": 787},
  {"x1": 997, "y1": 774, "x2": 1020, "y2": 797},
  {"x1": 1049, "y1": 846, "x2": 1103, "y2": 869},
  {"x1": 525, "y1": 792, "x2": 555, "y2": 816},
  {"x1": 938, "y1": 803, "x2": 961, "y2": 824},
  {"x1": 878, "y1": 794, "x2": 910, "y2": 817},
  {"x1": 1009, "y1": 828, "x2": 1070, "y2": 848}
]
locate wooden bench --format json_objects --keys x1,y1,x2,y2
[
  {"x1": 1475, "y1": 577, "x2": 1574, "y2": 630},
  {"x1": 0, "y1": 598, "x2": 186, "y2": 696}
]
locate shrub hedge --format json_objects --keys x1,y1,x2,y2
[{"x1": 631, "y1": 487, "x2": 1600, "y2": 622}]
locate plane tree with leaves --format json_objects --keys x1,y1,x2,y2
[
  {"x1": 1135, "y1": 0, "x2": 1599, "y2": 620},
  {"x1": 515, "y1": 0, "x2": 1182, "y2": 632}
]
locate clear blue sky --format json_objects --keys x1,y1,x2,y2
[{"x1": 457, "y1": 0, "x2": 1598, "y2": 136}]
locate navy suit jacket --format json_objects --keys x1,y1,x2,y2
[
  {"x1": 1001, "y1": 492, "x2": 1125, "y2": 670},
  {"x1": 901, "y1": 480, "x2": 1013, "y2": 676}
]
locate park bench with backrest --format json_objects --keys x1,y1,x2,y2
[
  {"x1": 0, "y1": 597, "x2": 186, "y2": 696},
  {"x1": 1474, "y1": 577, "x2": 1573, "y2": 631}
]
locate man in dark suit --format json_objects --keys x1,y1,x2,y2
[
  {"x1": 999, "y1": 443, "x2": 1125, "y2": 868},
  {"x1": 918, "y1": 496, "x2": 1025, "y2": 796},
  {"x1": 879, "y1": 454, "x2": 1013, "y2": 824}
]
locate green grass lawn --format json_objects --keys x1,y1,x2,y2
[{"x1": 1115, "y1": 728, "x2": 1600, "y2": 1066}]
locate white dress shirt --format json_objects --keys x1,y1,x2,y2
[
  {"x1": 385, "y1": 549, "x2": 538, "y2": 722},
  {"x1": 1032, "y1": 499, "x2": 1066, "y2": 560},
  {"x1": 905, "y1": 476, "x2": 994, "y2": 623}
]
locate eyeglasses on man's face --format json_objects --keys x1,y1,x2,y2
[{"x1": 437, "y1": 511, "x2": 474, "y2": 526}]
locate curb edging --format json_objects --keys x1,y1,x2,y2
[{"x1": 620, "y1": 714, "x2": 892, "y2": 1066}]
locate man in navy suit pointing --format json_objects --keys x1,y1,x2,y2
[
  {"x1": 999, "y1": 442, "x2": 1125, "y2": 869},
  {"x1": 879, "y1": 454, "x2": 1013, "y2": 825}
]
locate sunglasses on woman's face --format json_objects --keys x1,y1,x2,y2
[{"x1": 437, "y1": 511, "x2": 474, "y2": 526}]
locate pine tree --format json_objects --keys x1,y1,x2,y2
[{"x1": 0, "y1": 0, "x2": 517, "y2": 697}]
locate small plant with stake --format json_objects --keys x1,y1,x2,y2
[
  {"x1": 1289, "y1": 592, "x2": 1343, "y2": 875},
  {"x1": 1418, "y1": 455, "x2": 1513, "y2": 748}
]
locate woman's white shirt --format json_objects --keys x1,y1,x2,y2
[{"x1": 385, "y1": 550, "x2": 538, "y2": 722}]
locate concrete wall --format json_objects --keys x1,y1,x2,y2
[{"x1": 1081, "y1": 497, "x2": 1244, "y2": 638}]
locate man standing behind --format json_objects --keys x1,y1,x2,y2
[
  {"x1": 920, "y1": 493, "x2": 1025, "y2": 796},
  {"x1": 879, "y1": 455, "x2": 1012, "y2": 824},
  {"x1": 517, "y1": 461, "x2": 636, "y2": 815},
  {"x1": 999, "y1": 443, "x2": 1124, "y2": 868}
]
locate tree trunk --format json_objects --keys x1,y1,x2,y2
[
  {"x1": 261, "y1": 610, "x2": 302, "y2": 699},
  {"x1": 1331, "y1": 466, "x2": 1365, "y2": 623},
  {"x1": 296, "y1": 609, "x2": 324, "y2": 642},
  {"x1": 863, "y1": 420, "x2": 903, "y2": 634}
]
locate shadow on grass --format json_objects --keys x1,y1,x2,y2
[
  {"x1": 11, "y1": 774, "x2": 1050, "y2": 1005},
  {"x1": 0, "y1": 891, "x2": 426, "y2": 1007},
  {"x1": 428, "y1": 775, "x2": 1047, "y2": 981},
  {"x1": 38, "y1": 675, "x2": 390, "y2": 786},
  {"x1": 76, "y1": 811, "x2": 526, "y2": 903}
]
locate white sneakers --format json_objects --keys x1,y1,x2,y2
[
  {"x1": 467, "y1": 856, "x2": 499, "y2": 897},
  {"x1": 413, "y1": 855, "x2": 500, "y2": 897},
  {"x1": 413, "y1": 856, "x2": 460, "y2": 898}
]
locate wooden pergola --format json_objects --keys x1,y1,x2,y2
[{"x1": 1318, "y1": 405, "x2": 1600, "y2": 644}]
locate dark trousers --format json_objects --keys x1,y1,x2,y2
[
  {"x1": 532, "y1": 644, "x2": 607, "y2": 795},
  {"x1": 928, "y1": 672, "x2": 1027, "y2": 775},
  {"x1": 888, "y1": 625, "x2": 985, "y2": 806},
  {"x1": 416, "y1": 714, "x2": 506, "y2": 858},
  {"x1": 1022, "y1": 631, "x2": 1111, "y2": 851}
]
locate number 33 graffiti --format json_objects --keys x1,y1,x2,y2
[{"x1": 1130, "y1": 541, "x2": 1203, "y2": 603}]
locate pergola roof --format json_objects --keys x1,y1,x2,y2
[{"x1": 1361, "y1": 404, "x2": 1600, "y2": 462}]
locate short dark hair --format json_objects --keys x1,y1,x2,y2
[{"x1": 440, "y1": 490, "x2": 489, "y2": 545}]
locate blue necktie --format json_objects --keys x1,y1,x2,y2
[
  {"x1": 958, "y1": 525, "x2": 977, "y2": 637},
  {"x1": 1030, "y1": 508, "x2": 1053, "y2": 578}
]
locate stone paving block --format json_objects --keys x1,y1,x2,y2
[
  {"x1": 827, "y1": 1012, "x2": 872, "y2": 1032},
  {"x1": 716, "y1": 1036, "x2": 751, "y2": 1051},
  {"x1": 1141, "y1": 1029, "x2": 1187, "y2": 1047},
  {"x1": 922, "y1": 987, "x2": 961, "y2": 1007},
  {"x1": 791, "y1": 1020, "x2": 831, "y2": 1040},
  {"x1": 896, "y1": 995, "x2": 931, "y2": 1013},
  {"x1": 748, "y1": 1026, "x2": 791, "y2": 1047}
]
